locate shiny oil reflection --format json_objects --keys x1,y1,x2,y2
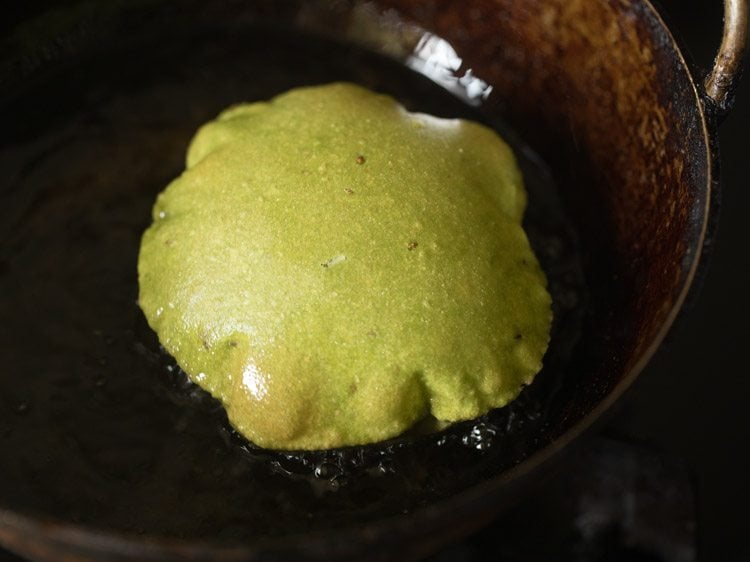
[
  {"x1": 406, "y1": 33, "x2": 493, "y2": 105},
  {"x1": 242, "y1": 363, "x2": 269, "y2": 400}
]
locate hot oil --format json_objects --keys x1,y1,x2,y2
[{"x1": 0, "y1": 25, "x2": 585, "y2": 540}]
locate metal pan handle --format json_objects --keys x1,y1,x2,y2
[{"x1": 704, "y1": 0, "x2": 749, "y2": 117}]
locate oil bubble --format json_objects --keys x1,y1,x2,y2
[
  {"x1": 314, "y1": 460, "x2": 343, "y2": 480},
  {"x1": 462, "y1": 423, "x2": 497, "y2": 451}
]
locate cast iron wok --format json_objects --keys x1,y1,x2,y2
[{"x1": 0, "y1": 0, "x2": 746, "y2": 560}]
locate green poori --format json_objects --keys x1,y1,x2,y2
[{"x1": 137, "y1": 82, "x2": 552, "y2": 450}]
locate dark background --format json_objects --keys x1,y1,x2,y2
[
  {"x1": 1, "y1": 0, "x2": 748, "y2": 561},
  {"x1": 616, "y1": 0, "x2": 749, "y2": 560}
]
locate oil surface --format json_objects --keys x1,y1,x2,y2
[{"x1": 0, "y1": 26, "x2": 585, "y2": 541}]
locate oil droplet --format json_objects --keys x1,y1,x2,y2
[
  {"x1": 314, "y1": 461, "x2": 343, "y2": 481},
  {"x1": 462, "y1": 423, "x2": 497, "y2": 451},
  {"x1": 376, "y1": 458, "x2": 395, "y2": 475}
]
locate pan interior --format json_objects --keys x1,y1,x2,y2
[{"x1": 0, "y1": 23, "x2": 586, "y2": 541}]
